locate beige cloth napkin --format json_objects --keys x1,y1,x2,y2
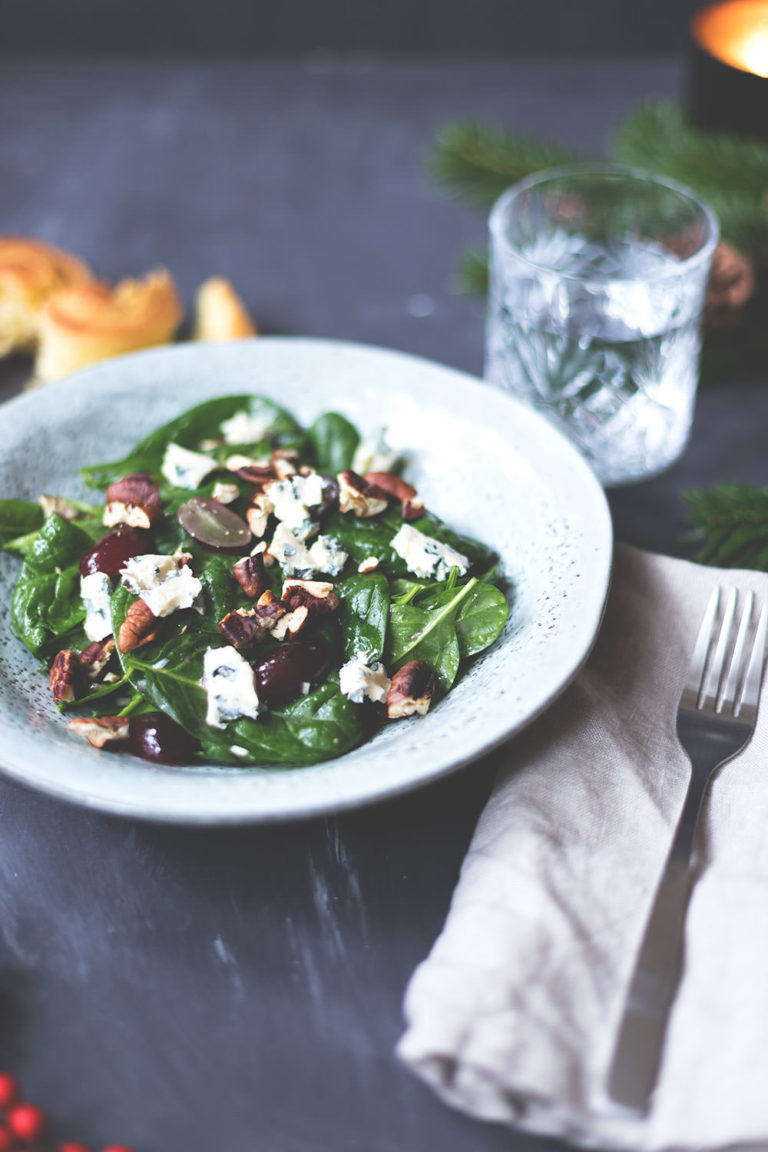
[{"x1": 398, "y1": 544, "x2": 768, "y2": 1152}]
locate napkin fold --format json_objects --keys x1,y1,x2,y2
[{"x1": 398, "y1": 544, "x2": 768, "y2": 1152}]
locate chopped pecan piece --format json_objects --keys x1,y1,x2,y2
[
  {"x1": 211, "y1": 481, "x2": 240, "y2": 505},
  {"x1": 246, "y1": 494, "x2": 273, "y2": 538},
  {"x1": 218, "y1": 608, "x2": 263, "y2": 648},
  {"x1": 357, "y1": 556, "x2": 380, "y2": 573},
  {"x1": 386, "y1": 660, "x2": 437, "y2": 719},
  {"x1": 50, "y1": 649, "x2": 82, "y2": 704},
  {"x1": 364, "y1": 472, "x2": 425, "y2": 521},
  {"x1": 281, "y1": 578, "x2": 339, "y2": 615},
  {"x1": 103, "y1": 473, "x2": 162, "y2": 530},
  {"x1": 271, "y1": 605, "x2": 309, "y2": 640},
  {"x1": 38, "y1": 494, "x2": 81, "y2": 521},
  {"x1": 271, "y1": 449, "x2": 299, "y2": 480},
  {"x1": 67, "y1": 716, "x2": 130, "y2": 749},
  {"x1": 78, "y1": 637, "x2": 116, "y2": 680},
  {"x1": 232, "y1": 553, "x2": 265, "y2": 599},
  {"x1": 118, "y1": 599, "x2": 160, "y2": 653},
  {"x1": 337, "y1": 470, "x2": 388, "y2": 519}
]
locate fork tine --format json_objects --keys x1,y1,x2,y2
[
  {"x1": 682, "y1": 586, "x2": 720, "y2": 708},
  {"x1": 719, "y1": 591, "x2": 753, "y2": 713},
  {"x1": 701, "y1": 587, "x2": 737, "y2": 708},
  {"x1": 737, "y1": 601, "x2": 768, "y2": 719}
]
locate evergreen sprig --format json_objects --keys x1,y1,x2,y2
[
  {"x1": 683, "y1": 485, "x2": 768, "y2": 569},
  {"x1": 430, "y1": 101, "x2": 768, "y2": 280},
  {"x1": 429, "y1": 120, "x2": 584, "y2": 212},
  {"x1": 614, "y1": 103, "x2": 768, "y2": 259}
]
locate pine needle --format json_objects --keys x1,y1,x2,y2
[
  {"x1": 429, "y1": 121, "x2": 585, "y2": 212},
  {"x1": 683, "y1": 485, "x2": 768, "y2": 569}
]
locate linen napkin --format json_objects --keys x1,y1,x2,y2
[{"x1": 398, "y1": 544, "x2": 768, "y2": 1152}]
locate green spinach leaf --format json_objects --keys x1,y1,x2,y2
[
  {"x1": 336, "y1": 572, "x2": 389, "y2": 662},
  {"x1": 388, "y1": 577, "x2": 481, "y2": 691},
  {"x1": 308, "y1": 412, "x2": 360, "y2": 473},
  {"x1": 0, "y1": 500, "x2": 43, "y2": 549},
  {"x1": 454, "y1": 582, "x2": 509, "y2": 657},
  {"x1": 81, "y1": 394, "x2": 306, "y2": 488}
]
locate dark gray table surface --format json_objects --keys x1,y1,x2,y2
[{"x1": 0, "y1": 55, "x2": 766, "y2": 1152}]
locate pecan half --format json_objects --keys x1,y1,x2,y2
[
  {"x1": 337, "y1": 470, "x2": 388, "y2": 519},
  {"x1": 50, "y1": 649, "x2": 82, "y2": 704},
  {"x1": 232, "y1": 553, "x2": 265, "y2": 599},
  {"x1": 118, "y1": 599, "x2": 160, "y2": 653},
  {"x1": 281, "y1": 578, "x2": 339, "y2": 615},
  {"x1": 104, "y1": 473, "x2": 162, "y2": 530},
  {"x1": 78, "y1": 637, "x2": 116, "y2": 680},
  {"x1": 364, "y1": 472, "x2": 425, "y2": 521},
  {"x1": 386, "y1": 660, "x2": 437, "y2": 719},
  {"x1": 67, "y1": 716, "x2": 130, "y2": 749}
]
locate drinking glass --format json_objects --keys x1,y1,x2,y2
[{"x1": 485, "y1": 165, "x2": 719, "y2": 485}]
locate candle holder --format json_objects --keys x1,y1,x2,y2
[{"x1": 689, "y1": 0, "x2": 768, "y2": 140}]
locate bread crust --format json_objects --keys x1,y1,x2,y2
[
  {"x1": 34, "y1": 268, "x2": 183, "y2": 384},
  {"x1": 0, "y1": 236, "x2": 93, "y2": 355},
  {"x1": 193, "y1": 276, "x2": 257, "y2": 341}
]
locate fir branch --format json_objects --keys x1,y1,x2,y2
[
  {"x1": 613, "y1": 103, "x2": 768, "y2": 259},
  {"x1": 429, "y1": 120, "x2": 585, "y2": 212},
  {"x1": 683, "y1": 485, "x2": 768, "y2": 569}
]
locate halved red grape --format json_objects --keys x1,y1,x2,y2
[
  {"x1": 79, "y1": 526, "x2": 152, "y2": 580},
  {"x1": 254, "y1": 641, "x2": 332, "y2": 708},
  {"x1": 130, "y1": 713, "x2": 199, "y2": 765},
  {"x1": 177, "y1": 496, "x2": 251, "y2": 551}
]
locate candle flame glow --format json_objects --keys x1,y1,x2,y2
[{"x1": 693, "y1": 0, "x2": 768, "y2": 78}]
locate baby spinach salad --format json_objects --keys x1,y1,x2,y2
[{"x1": 0, "y1": 394, "x2": 509, "y2": 768}]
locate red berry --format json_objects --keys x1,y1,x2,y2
[
  {"x1": 0, "y1": 1128, "x2": 13, "y2": 1152},
  {"x1": 0, "y1": 1075, "x2": 18, "y2": 1111},
  {"x1": 59, "y1": 1144, "x2": 91, "y2": 1152},
  {"x1": 100, "y1": 1146, "x2": 135, "y2": 1152},
  {"x1": 8, "y1": 1102, "x2": 46, "y2": 1141}
]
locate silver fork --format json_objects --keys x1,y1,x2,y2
[{"x1": 605, "y1": 586, "x2": 768, "y2": 1115}]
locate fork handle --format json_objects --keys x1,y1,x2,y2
[{"x1": 604, "y1": 770, "x2": 710, "y2": 1114}]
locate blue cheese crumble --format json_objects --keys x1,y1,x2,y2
[
  {"x1": 80, "y1": 571, "x2": 113, "y2": 642},
  {"x1": 120, "y1": 553, "x2": 203, "y2": 617},
  {"x1": 161, "y1": 442, "x2": 216, "y2": 490},
  {"x1": 338, "y1": 651, "x2": 390, "y2": 704},
  {"x1": 267, "y1": 523, "x2": 348, "y2": 578},
  {"x1": 220, "y1": 410, "x2": 272, "y2": 445},
  {"x1": 390, "y1": 523, "x2": 469, "y2": 580},
  {"x1": 202, "y1": 646, "x2": 260, "y2": 728}
]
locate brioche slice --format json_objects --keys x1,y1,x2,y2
[
  {"x1": 0, "y1": 237, "x2": 93, "y2": 356},
  {"x1": 33, "y1": 268, "x2": 183, "y2": 385},
  {"x1": 193, "y1": 276, "x2": 257, "y2": 341}
]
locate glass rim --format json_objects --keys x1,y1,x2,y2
[{"x1": 488, "y1": 162, "x2": 720, "y2": 285}]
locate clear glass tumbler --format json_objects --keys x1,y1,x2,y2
[{"x1": 485, "y1": 165, "x2": 719, "y2": 485}]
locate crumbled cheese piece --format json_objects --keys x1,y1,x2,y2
[
  {"x1": 390, "y1": 523, "x2": 469, "y2": 580},
  {"x1": 305, "y1": 535, "x2": 348, "y2": 577},
  {"x1": 202, "y1": 647, "x2": 260, "y2": 728},
  {"x1": 230, "y1": 745, "x2": 250, "y2": 758},
  {"x1": 120, "y1": 553, "x2": 203, "y2": 618},
  {"x1": 357, "y1": 556, "x2": 379, "y2": 573},
  {"x1": 263, "y1": 472, "x2": 326, "y2": 540},
  {"x1": 161, "y1": 442, "x2": 216, "y2": 490},
  {"x1": 351, "y1": 429, "x2": 398, "y2": 476},
  {"x1": 220, "y1": 410, "x2": 272, "y2": 445},
  {"x1": 339, "y1": 651, "x2": 390, "y2": 704},
  {"x1": 267, "y1": 524, "x2": 348, "y2": 578},
  {"x1": 80, "y1": 571, "x2": 113, "y2": 642}
]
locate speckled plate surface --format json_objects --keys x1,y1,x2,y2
[{"x1": 0, "y1": 338, "x2": 612, "y2": 823}]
